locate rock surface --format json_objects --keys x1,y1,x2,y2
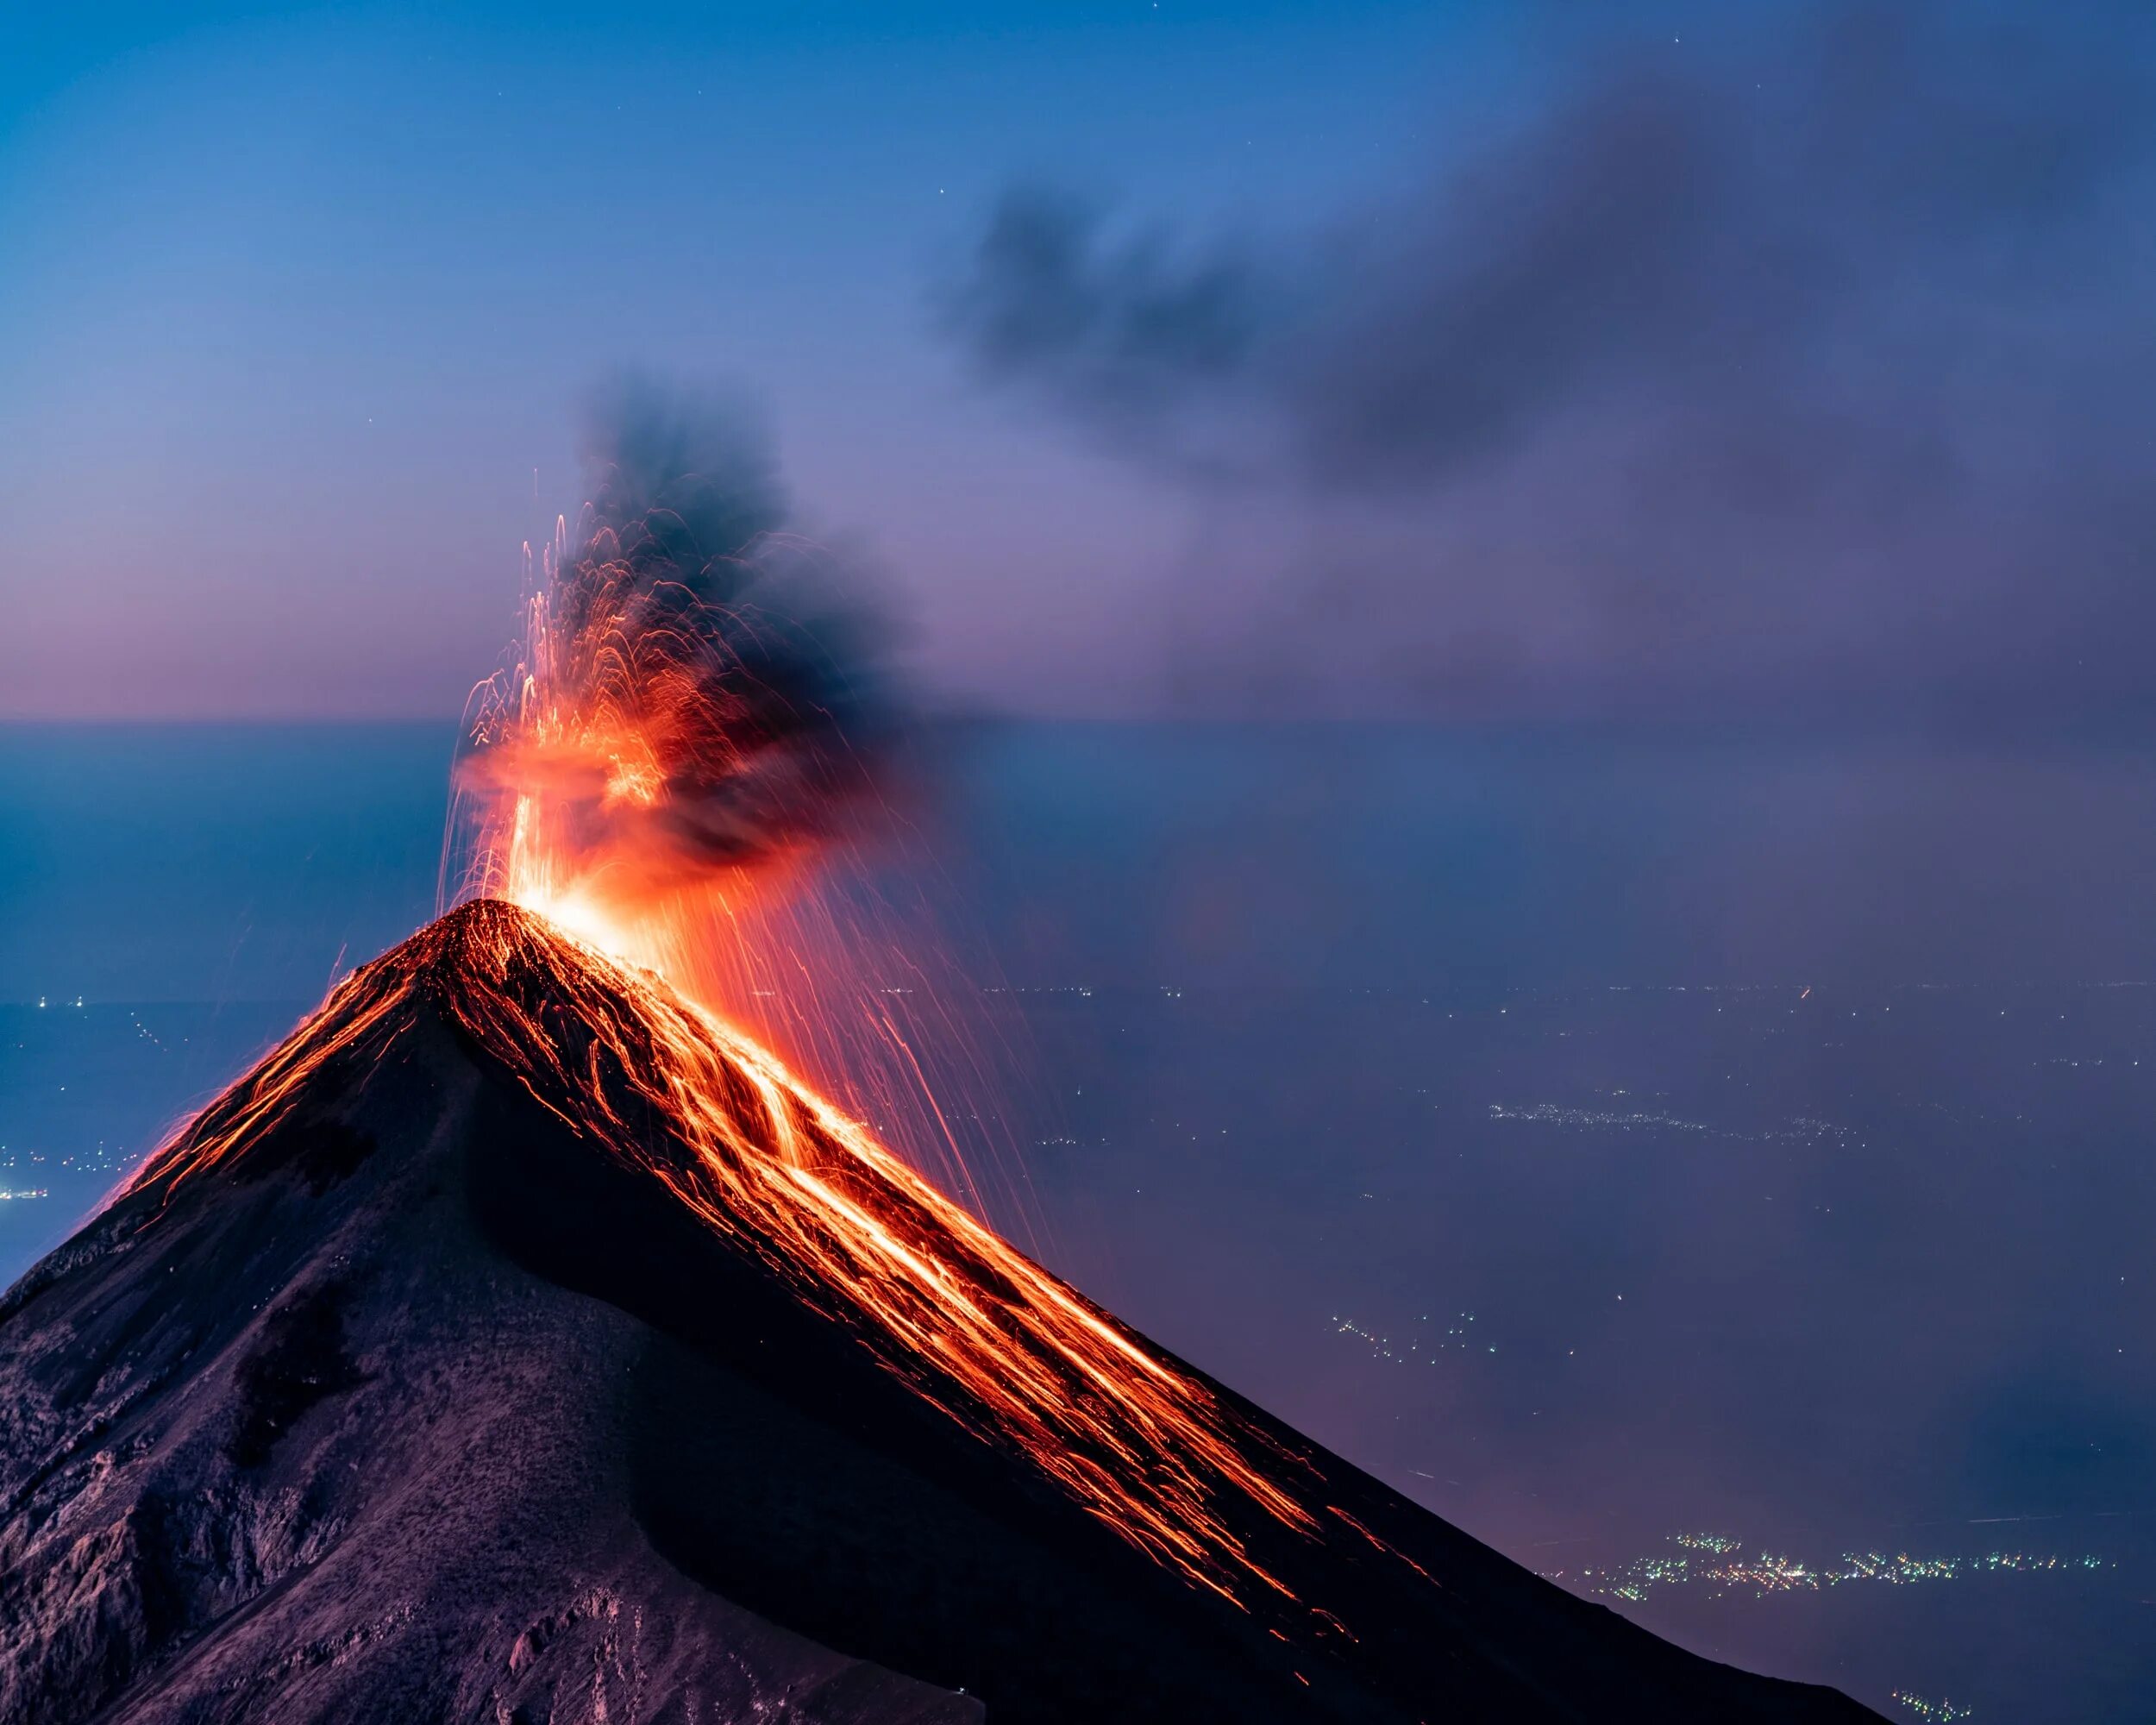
[{"x1": 0, "y1": 902, "x2": 1883, "y2": 1723}]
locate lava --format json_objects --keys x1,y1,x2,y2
[{"x1": 131, "y1": 902, "x2": 1340, "y2": 1609}]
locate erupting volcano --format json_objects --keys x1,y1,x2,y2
[{"x1": 0, "y1": 395, "x2": 1881, "y2": 1722}]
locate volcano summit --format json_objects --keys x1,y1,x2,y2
[{"x1": 0, "y1": 902, "x2": 1879, "y2": 1723}]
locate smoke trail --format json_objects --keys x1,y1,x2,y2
[{"x1": 940, "y1": 1, "x2": 2156, "y2": 724}]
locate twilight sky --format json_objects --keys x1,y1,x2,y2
[{"x1": 2, "y1": 1, "x2": 2150, "y2": 723}]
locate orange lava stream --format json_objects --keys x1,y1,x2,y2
[
  {"x1": 446, "y1": 903, "x2": 1324, "y2": 1607},
  {"x1": 129, "y1": 903, "x2": 1337, "y2": 1608}
]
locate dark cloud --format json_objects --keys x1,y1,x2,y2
[
  {"x1": 945, "y1": 189, "x2": 1270, "y2": 457},
  {"x1": 943, "y1": 2, "x2": 2156, "y2": 721}
]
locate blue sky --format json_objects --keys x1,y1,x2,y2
[
  {"x1": 5, "y1": 2, "x2": 2149, "y2": 724},
  {"x1": 0, "y1": 2, "x2": 1466, "y2": 718}
]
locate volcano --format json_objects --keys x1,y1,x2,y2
[{"x1": 0, "y1": 901, "x2": 1879, "y2": 1724}]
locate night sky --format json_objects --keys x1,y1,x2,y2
[{"x1": 8, "y1": 2, "x2": 2151, "y2": 724}]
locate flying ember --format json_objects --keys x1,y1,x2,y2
[{"x1": 449, "y1": 380, "x2": 889, "y2": 982}]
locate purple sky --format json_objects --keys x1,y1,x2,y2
[{"x1": 3, "y1": 2, "x2": 2150, "y2": 724}]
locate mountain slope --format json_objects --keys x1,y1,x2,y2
[{"x1": 0, "y1": 901, "x2": 1882, "y2": 1724}]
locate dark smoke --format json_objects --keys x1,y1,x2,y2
[
  {"x1": 460, "y1": 379, "x2": 894, "y2": 890},
  {"x1": 942, "y1": 1, "x2": 2156, "y2": 723}
]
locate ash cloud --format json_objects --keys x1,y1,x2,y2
[
  {"x1": 943, "y1": 2, "x2": 2156, "y2": 722},
  {"x1": 460, "y1": 378, "x2": 895, "y2": 891}
]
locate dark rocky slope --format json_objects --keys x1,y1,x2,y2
[{"x1": 0, "y1": 902, "x2": 1883, "y2": 1724}]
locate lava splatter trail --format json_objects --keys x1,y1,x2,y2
[
  {"x1": 441, "y1": 386, "x2": 1032, "y2": 1231},
  {"x1": 440, "y1": 900, "x2": 1331, "y2": 1607}
]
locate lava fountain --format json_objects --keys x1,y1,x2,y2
[{"x1": 447, "y1": 380, "x2": 889, "y2": 994}]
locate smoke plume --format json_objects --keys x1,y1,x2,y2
[
  {"x1": 943, "y1": 1, "x2": 2156, "y2": 723},
  {"x1": 456, "y1": 379, "x2": 893, "y2": 901}
]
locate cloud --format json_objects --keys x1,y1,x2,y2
[{"x1": 943, "y1": 2, "x2": 2156, "y2": 721}]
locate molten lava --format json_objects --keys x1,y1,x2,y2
[{"x1": 133, "y1": 903, "x2": 1363, "y2": 1610}]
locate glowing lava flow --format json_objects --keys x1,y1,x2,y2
[
  {"x1": 444, "y1": 903, "x2": 1325, "y2": 1606},
  {"x1": 131, "y1": 901, "x2": 1334, "y2": 1609}
]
